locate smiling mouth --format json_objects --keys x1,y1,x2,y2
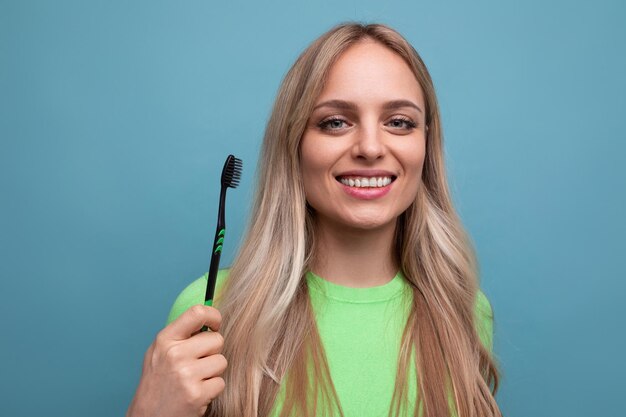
[{"x1": 335, "y1": 175, "x2": 397, "y2": 188}]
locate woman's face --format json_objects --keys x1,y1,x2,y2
[{"x1": 300, "y1": 39, "x2": 427, "y2": 232}]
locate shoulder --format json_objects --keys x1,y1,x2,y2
[
  {"x1": 165, "y1": 268, "x2": 230, "y2": 325},
  {"x1": 473, "y1": 289, "x2": 495, "y2": 352}
]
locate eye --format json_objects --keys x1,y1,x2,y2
[
  {"x1": 387, "y1": 116, "x2": 417, "y2": 130},
  {"x1": 316, "y1": 115, "x2": 418, "y2": 132},
  {"x1": 317, "y1": 116, "x2": 350, "y2": 132}
]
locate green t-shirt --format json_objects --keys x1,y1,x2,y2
[{"x1": 166, "y1": 269, "x2": 494, "y2": 417}]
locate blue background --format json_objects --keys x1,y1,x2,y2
[{"x1": 2, "y1": 1, "x2": 624, "y2": 416}]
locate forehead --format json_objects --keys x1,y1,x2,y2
[{"x1": 316, "y1": 40, "x2": 424, "y2": 107}]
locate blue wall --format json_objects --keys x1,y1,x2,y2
[{"x1": 2, "y1": 1, "x2": 624, "y2": 416}]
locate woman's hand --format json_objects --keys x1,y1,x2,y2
[{"x1": 126, "y1": 305, "x2": 228, "y2": 417}]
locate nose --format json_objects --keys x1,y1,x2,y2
[{"x1": 351, "y1": 122, "x2": 385, "y2": 161}]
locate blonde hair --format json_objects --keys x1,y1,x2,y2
[{"x1": 207, "y1": 21, "x2": 501, "y2": 417}]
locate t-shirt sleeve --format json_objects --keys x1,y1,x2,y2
[
  {"x1": 474, "y1": 289, "x2": 495, "y2": 353},
  {"x1": 165, "y1": 268, "x2": 230, "y2": 326}
]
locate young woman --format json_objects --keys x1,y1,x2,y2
[{"x1": 127, "y1": 22, "x2": 502, "y2": 417}]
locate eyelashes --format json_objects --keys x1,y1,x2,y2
[
  {"x1": 317, "y1": 117, "x2": 349, "y2": 131},
  {"x1": 317, "y1": 116, "x2": 418, "y2": 132},
  {"x1": 387, "y1": 117, "x2": 417, "y2": 130}
]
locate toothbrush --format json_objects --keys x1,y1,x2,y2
[{"x1": 201, "y1": 154, "x2": 242, "y2": 331}]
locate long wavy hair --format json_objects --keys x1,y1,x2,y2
[{"x1": 206, "y1": 21, "x2": 501, "y2": 417}]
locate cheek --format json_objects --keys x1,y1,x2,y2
[
  {"x1": 300, "y1": 134, "x2": 324, "y2": 173},
  {"x1": 299, "y1": 137, "x2": 328, "y2": 205},
  {"x1": 399, "y1": 137, "x2": 426, "y2": 172},
  {"x1": 300, "y1": 155, "x2": 323, "y2": 179},
  {"x1": 399, "y1": 141, "x2": 426, "y2": 202},
  {"x1": 300, "y1": 134, "x2": 344, "y2": 189}
]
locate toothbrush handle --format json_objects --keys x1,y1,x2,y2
[
  {"x1": 200, "y1": 224, "x2": 224, "y2": 332},
  {"x1": 202, "y1": 183, "x2": 227, "y2": 332},
  {"x1": 205, "y1": 224, "x2": 224, "y2": 304}
]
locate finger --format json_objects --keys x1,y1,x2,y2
[
  {"x1": 201, "y1": 376, "x2": 226, "y2": 404},
  {"x1": 161, "y1": 305, "x2": 222, "y2": 341},
  {"x1": 180, "y1": 331, "x2": 224, "y2": 359},
  {"x1": 183, "y1": 354, "x2": 228, "y2": 381}
]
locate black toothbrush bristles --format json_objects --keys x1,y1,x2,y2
[
  {"x1": 222, "y1": 155, "x2": 243, "y2": 188},
  {"x1": 202, "y1": 154, "x2": 242, "y2": 331}
]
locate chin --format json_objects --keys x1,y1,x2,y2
[
  {"x1": 341, "y1": 214, "x2": 396, "y2": 231},
  {"x1": 313, "y1": 206, "x2": 400, "y2": 232}
]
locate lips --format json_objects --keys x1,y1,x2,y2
[
  {"x1": 332, "y1": 170, "x2": 397, "y2": 200},
  {"x1": 338, "y1": 179, "x2": 393, "y2": 200},
  {"x1": 335, "y1": 170, "x2": 397, "y2": 189},
  {"x1": 337, "y1": 176, "x2": 393, "y2": 187},
  {"x1": 335, "y1": 169, "x2": 397, "y2": 178}
]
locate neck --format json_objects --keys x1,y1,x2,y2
[{"x1": 310, "y1": 215, "x2": 399, "y2": 288}]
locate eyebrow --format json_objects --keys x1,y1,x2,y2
[{"x1": 312, "y1": 99, "x2": 423, "y2": 113}]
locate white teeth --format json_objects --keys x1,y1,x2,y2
[{"x1": 339, "y1": 176, "x2": 393, "y2": 188}]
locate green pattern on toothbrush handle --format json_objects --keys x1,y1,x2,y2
[
  {"x1": 213, "y1": 228, "x2": 225, "y2": 254},
  {"x1": 204, "y1": 228, "x2": 224, "y2": 331}
]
